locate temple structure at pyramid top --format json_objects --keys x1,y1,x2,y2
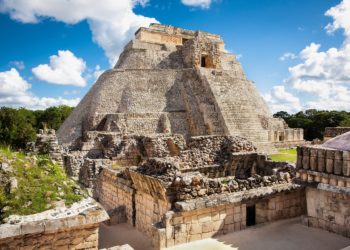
[{"x1": 57, "y1": 23, "x2": 304, "y2": 152}]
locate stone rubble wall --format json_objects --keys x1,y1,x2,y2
[
  {"x1": 302, "y1": 187, "x2": 350, "y2": 237},
  {"x1": 324, "y1": 127, "x2": 350, "y2": 141},
  {"x1": 0, "y1": 198, "x2": 109, "y2": 250},
  {"x1": 29, "y1": 129, "x2": 64, "y2": 165},
  {"x1": 152, "y1": 189, "x2": 305, "y2": 249}
]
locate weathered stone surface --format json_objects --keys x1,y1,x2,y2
[
  {"x1": 0, "y1": 198, "x2": 108, "y2": 250},
  {"x1": 57, "y1": 24, "x2": 303, "y2": 153}
]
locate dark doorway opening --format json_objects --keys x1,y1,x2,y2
[
  {"x1": 201, "y1": 56, "x2": 206, "y2": 67},
  {"x1": 246, "y1": 205, "x2": 256, "y2": 226}
]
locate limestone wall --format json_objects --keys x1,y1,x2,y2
[
  {"x1": 297, "y1": 146, "x2": 350, "y2": 178},
  {"x1": 135, "y1": 192, "x2": 171, "y2": 237},
  {"x1": 303, "y1": 187, "x2": 350, "y2": 237},
  {"x1": 0, "y1": 198, "x2": 109, "y2": 250},
  {"x1": 93, "y1": 168, "x2": 134, "y2": 225},
  {"x1": 0, "y1": 224, "x2": 99, "y2": 250},
  {"x1": 152, "y1": 189, "x2": 305, "y2": 249}
]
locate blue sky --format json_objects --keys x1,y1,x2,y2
[{"x1": 0, "y1": 0, "x2": 349, "y2": 112}]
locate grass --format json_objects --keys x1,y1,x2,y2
[
  {"x1": 269, "y1": 148, "x2": 297, "y2": 163},
  {"x1": 0, "y1": 147, "x2": 85, "y2": 222}
]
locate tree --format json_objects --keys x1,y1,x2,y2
[
  {"x1": 0, "y1": 105, "x2": 74, "y2": 149},
  {"x1": 273, "y1": 109, "x2": 350, "y2": 141}
]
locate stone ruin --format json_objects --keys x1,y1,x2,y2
[
  {"x1": 296, "y1": 131, "x2": 350, "y2": 237},
  {"x1": 54, "y1": 24, "x2": 311, "y2": 249},
  {"x1": 57, "y1": 23, "x2": 304, "y2": 154},
  {"x1": 3, "y1": 24, "x2": 349, "y2": 250}
]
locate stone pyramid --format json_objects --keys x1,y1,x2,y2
[{"x1": 57, "y1": 24, "x2": 304, "y2": 152}]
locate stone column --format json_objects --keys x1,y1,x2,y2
[
  {"x1": 326, "y1": 150, "x2": 335, "y2": 174},
  {"x1": 343, "y1": 151, "x2": 350, "y2": 177},
  {"x1": 296, "y1": 147, "x2": 303, "y2": 169},
  {"x1": 309, "y1": 148, "x2": 318, "y2": 171},
  {"x1": 302, "y1": 147, "x2": 310, "y2": 170},
  {"x1": 334, "y1": 150, "x2": 343, "y2": 175},
  {"x1": 317, "y1": 149, "x2": 326, "y2": 173}
]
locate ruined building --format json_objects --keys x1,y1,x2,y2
[
  {"x1": 57, "y1": 23, "x2": 304, "y2": 153},
  {"x1": 50, "y1": 24, "x2": 310, "y2": 249}
]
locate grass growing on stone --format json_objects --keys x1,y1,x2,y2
[
  {"x1": 269, "y1": 148, "x2": 297, "y2": 163},
  {"x1": 0, "y1": 147, "x2": 85, "y2": 222}
]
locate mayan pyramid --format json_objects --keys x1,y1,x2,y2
[{"x1": 57, "y1": 24, "x2": 303, "y2": 152}]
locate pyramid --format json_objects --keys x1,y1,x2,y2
[{"x1": 57, "y1": 24, "x2": 304, "y2": 152}]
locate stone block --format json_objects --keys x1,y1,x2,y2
[
  {"x1": 211, "y1": 212, "x2": 220, "y2": 221},
  {"x1": 234, "y1": 222, "x2": 241, "y2": 231},
  {"x1": 172, "y1": 216, "x2": 184, "y2": 225},
  {"x1": 224, "y1": 215, "x2": 234, "y2": 225},
  {"x1": 212, "y1": 220, "x2": 224, "y2": 231},
  {"x1": 21, "y1": 221, "x2": 45, "y2": 235},
  {"x1": 188, "y1": 233, "x2": 201, "y2": 242},
  {"x1": 190, "y1": 223, "x2": 202, "y2": 235},
  {"x1": 198, "y1": 214, "x2": 211, "y2": 223},
  {"x1": 202, "y1": 222, "x2": 213, "y2": 233}
]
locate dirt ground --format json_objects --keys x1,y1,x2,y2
[{"x1": 99, "y1": 217, "x2": 350, "y2": 250}]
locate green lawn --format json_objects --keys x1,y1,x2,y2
[
  {"x1": 269, "y1": 148, "x2": 297, "y2": 163},
  {"x1": 0, "y1": 147, "x2": 85, "y2": 222}
]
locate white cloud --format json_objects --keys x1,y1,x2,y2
[
  {"x1": 63, "y1": 90, "x2": 80, "y2": 96},
  {"x1": 263, "y1": 86, "x2": 301, "y2": 113},
  {"x1": 181, "y1": 0, "x2": 212, "y2": 9},
  {"x1": 325, "y1": 0, "x2": 350, "y2": 39},
  {"x1": 0, "y1": 68, "x2": 79, "y2": 109},
  {"x1": 32, "y1": 50, "x2": 86, "y2": 87},
  {"x1": 93, "y1": 65, "x2": 104, "y2": 79},
  {"x1": 279, "y1": 52, "x2": 297, "y2": 61},
  {"x1": 266, "y1": 0, "x2": 350, "y2": 112},
  {"x1": 0, "y1": 0, "x2": 157, "y2": 65},
  {"x1": 9, "y1": 60, "x2": 25, "y2": 70}
]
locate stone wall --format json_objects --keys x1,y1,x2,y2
[
  {"x1": 0, "y1": 198, "x2": 109, "y2": 250},
  {"x1": 152, "y1": 188, "x2": 306, "y2": 249},
  {"x1": 302, "y1": 187, "x2": 350, "y2": 237},
  {"x1": 93, "y1": 168, "x2": 134, "y2": 225},
  {"x1": 297, "y1": 146, "x2": 349, "y2": 175},
  {"x1": 135, "y1": 192, "x2": 171, "y2": 237},
  {"x1": 324, "y1": 127, "x2": 350, "y2": 141},
  {"x1": 0, "y1": 224, "x2": 99, "y2": 250}
]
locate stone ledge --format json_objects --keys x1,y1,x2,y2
[
  {"x1": 317, "y1": 183, "x2": 350, "y2": 195},
  {"x1": 175, "y1": 183, "x2": 303, "y2": 212},
  {"x1": 0, "y1": 198, "x2": 109, "y2": 240}
]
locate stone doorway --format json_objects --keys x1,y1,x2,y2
[{"x1": 246, "y1": 205, "x2": 256, "y2": 227}]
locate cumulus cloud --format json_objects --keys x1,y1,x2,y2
[
  {"x1": 266, "y1": 0, "x2": 350, "y2": 112},
  {"x1": 32, "y1": 50, "x2": 87, "y2": 87},
  {"x1": 263, "y1": 85, "x2": 301, "y2": 113},
  {"x1": 0, "y1": 0, "x2": 158, "y2": 65},
  {"x1": 279, "y1": 52, "x2": 297, "y2": 61},
  {"x1": 0, "y1": 68, "x2": 79, "y2": 109},
  {"x1": 93, "y1": 65, "x2": 104, "y2": 79},
  {"x1": 181, "y1": 0, "x2": 212, "y2": 9}
]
